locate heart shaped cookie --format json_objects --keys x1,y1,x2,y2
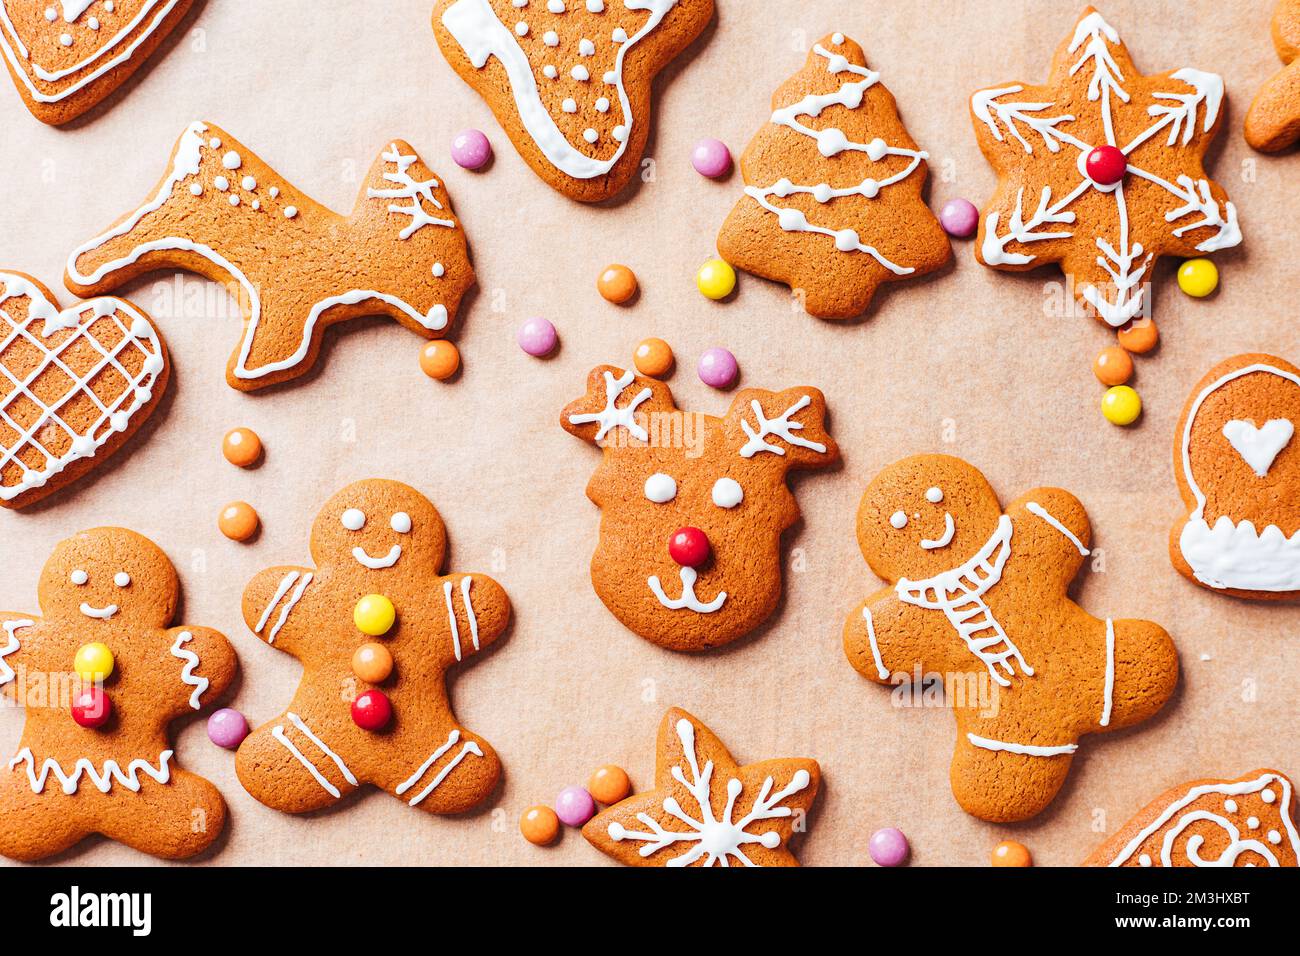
[
  {"x1": 0, "y1": 0, "x2": 193, "y2": 125},
  {"x1": 0, "y1": 271, "x2": 168, "y2": 509}
]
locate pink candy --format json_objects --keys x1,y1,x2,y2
[
  {"x1": 691, "y1": 138, "x2": 732, "y2": 178},
  {"x1": 207, "y1": 708, "x2": 249, "y2": 750},
  {"x1": 697, "y1": 347, "x2": 738, "y2": 389},
  {"x1": 451, "y1": 129, "x2": 492, "y2": 170},
  {"x1": 517, "y1": 317, "x2": 558, "y2": 357},
  {"x1": 868, "y1": 826, "x2": 910, "y2": 867},
  {"x1": 555, "y1": 785, "x2": 596, "y2": 827},
  {"x1": 939, "y1": 198, "x2": 979, "y2": 239}
]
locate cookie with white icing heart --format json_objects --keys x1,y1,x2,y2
[
  {"x1": 0, "y1": 271, "x2": 169, "y2": 509},
  {"x1": 0, "y1": 0, "x2": 193, "y2": 125},
  {"x1": 1245, "y1": 0, "x2": 1300, "y2": 152},
  {"x1": 433, "y1": 0, "x2": 714, "y2": 202},
  {"x1": 1172, "y1": 353, "x2": 1300, "y2": 599}
]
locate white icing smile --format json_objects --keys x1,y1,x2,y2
[
  {"x1": 352, "y1": 545, "x2": 401, "y2": 570},
  {"x1": 920, "y1": 513, "x2": 955, "y2": 550},
  {"x1": 647, "y1": 567, "x2": 726, "y2": 613},
  {"x1": 79, "y1": 602, "x2": 118, "y2": 620}
]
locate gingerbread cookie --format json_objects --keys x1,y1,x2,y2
[
  {"x1": 0, "y1": 0, "x2": 192, "y2": 125},
  {"x1": 717, "y1": 32, "x2": 950, "y2": 319},
  {"x1": 236, "y1": 479, "x2": 510, "y2": 815},
  {"x1": 971, "y1": 7, "x2": 1240, "y2": 349},
  {"x1": 562, "y1": 365, "x2": 838, "y2": 652},
  {"x1": 1245, "y1": 1, "x2": 1300, "y2": 151},
  {"x1": 65, "y1": 121, "x2": 474, "y2": 391},
  {"x1": 842, "y1": 454, "x2": 1178, "y2": 822},
  {"x1": 583, "y1": 708, "x2": 819, "y2": 867},
  {"x1": 0, "y1": 271, "x2": 168, "y2": 510},
  {"x1": 1085, "y1": 769, "x2": 1299, "y2": 867},
  {"x1": 433, "y1": 0, "x2": 714, "y2": 202},
  {"x1": 0, "y1": 528, "x2": 236, "y2": 861},
  {"x1": 1171, "y1": 353, "x2": 1300, "y2": 599}
]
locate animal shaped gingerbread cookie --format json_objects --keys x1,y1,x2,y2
[
  {"x1": 842, "y1": 454, "x2": 1178, "y2": 822},
  {"x1": 1171, "y1": 353, "x2": 1300, "y2": 599},
  {"x1": 0, "y1": 528, "x2": 235, "y2": 861},
  {"x1": 583, "y1": 708, "x2": 819, "y2": 867},
  {"x1": 433, "y1": 0, "x2": 714, "y2": 202},
  {"x1": 1245, "y1": 1, "x2": 1300, "y2": 152},
  {"x1": 236, "y1": 479, "x2": 510, "y2": 816},
  {"x1": 0, "y1": 271, "x2": 168, "y2": 509},
  {"x1": 562, "y1": 365, "x2": 838, "y2": 652},
  {"x1": 0, "y1": 0, "x2": 193, "y2": 125},
  {"x1": 66, "y1": 121, "x2": 474, "y2": 391},
  {"x1": 717, "y1": 32, "x2": 949, "y2": 319},
  {"x1": 1085, "y1": 769, "x2": 1299, "y2": 867}
]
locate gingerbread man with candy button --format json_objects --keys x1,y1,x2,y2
[
  {"x1": 0, "y1": 528, "x2": 236, "y2": 861},
  {"x1": 842, "y1": 455, "x2": 1179, "y2": 823},
  {"x1": 236, "y1": 479, "x2": 510, "y2": 815}
]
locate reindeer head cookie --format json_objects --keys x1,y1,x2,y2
[
  {"x1": 562, "y1": 366, "x2": 838, "y2": 652},
  {"x1": 0, "y1": 528, "x2": 236, "y2": 861},
  {"x1": 843, "y1": 454, "x2": 1178, "y2": 822},
  {"x1": 236, "y1": 479, "x2": 510, "y2": 816}
]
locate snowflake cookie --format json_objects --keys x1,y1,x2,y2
[
  {"x1": 583, "y1": 708, "x2": 819, "y2": 867},
  {"x1": 1245, "y1": 0, "x2": 1300, "y2": 152}
]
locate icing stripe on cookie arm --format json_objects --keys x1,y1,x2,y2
[
  {"x1": 0, "y1": 618, "x2": 33, "y2": 687},
  {"x1": 166, "y1": 626, "x2": 235, "y2": 711},
  {"x1": 243, "y1": 567, "x2": 315, "y2": 652},
  {"x1": 438, "y1": 573, "x2": 510, "y2": 664}
]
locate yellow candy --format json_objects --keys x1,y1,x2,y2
[
  {"x1": 696, "y1": 258, "x2": 736, "y2": 301},
  {"x1": 353, "y1": 594, "x2": 396, "y2": 636},
  {"x1": 1101, "y1": 385, "x2": 1142, "y2": 426},
  {"x1": 1177, "y1": 258, "x2": 1218, "y2": 298},
  {"x1": 74, "y1": 642, "x2": 114, "y2": 682}
]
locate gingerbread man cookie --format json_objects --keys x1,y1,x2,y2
[
  {"x1": 1085, "y1": 769, "x2": 1299, "y2": 867},
  {"x1": 0, "y1": 271, "x2": 168, "y2": 509},
  {"x1": 842, "y1": 454, "x2": 1178, "y2": 822},
  {"x1": 66, "y1": 121, "x2": 475, "y2": 391},
  {"x1": 433, "y1": 0, "x2": 714, "y2": 202},
  {"x1": 0, "y1": 528, "x2": 235, "y2": 861},
  {"x1": 717, "y1": 32, "x2": 950, "y2": 319},
  {"x1": 0, "y1": 0, "x2": 193, "y2": 125},
  {"x1": 583, "y1": 708, "x2": 819, "y2": 867},
  {"x1": 1245, "y1": 1, "x2": 1300, "y2": 152},
  {"x1": 236, "y1": 479, "x2": 510, "y2": 816},
  {"x1": 562, "y1": 365, "x2": 838, "y2": 652}
]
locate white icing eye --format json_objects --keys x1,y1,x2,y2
[
  {"x1": 341, "y1": 508, "x2": 366, "y2": 531},
  {"x1": 390, "y1": 512, "x2": 412, "y2": 534},
  {"x1": 926, "y1": 486, "x2": 943, "y2": 503},
  {"x1": 70, "y1": 570, "x2": 88, "y2": 586},
  {"x1": 643, "y1": 473, "x2": 677, "y2": 504},
  {"x1": 890, "y1": 511, "x2": 908, "y2": 529},
  {"x1": 114, "y1": 572, "x2": 131, "y2": 588},
  {"x1": 711, "y1": 477, "x2": 743, "y2": 509}
]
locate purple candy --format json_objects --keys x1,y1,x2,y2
[
  {"x1": 517, "y1": 317, "x2": 558, "y2": 357},
  {"x1": 691, "y1": 138, "x2": 732, "y2": 178},
  {"x1": 697, "y1": 347, "x2": 738, "y2": 389},
  {"x1": 939, "y1": 198, "x2": 979, "y2": 239},
  {"x1": 207, "y1": 708, "x2": 249, "y2": 750},
  {"x1": 555, "y1": 785, "x2": 596, "y2": 827},
  {"x1": 868, "y1": 826, "x2": 910, "y2": 867},
  {"x1": 451, "y1": 129, "x2": 492, "y2": 170}
]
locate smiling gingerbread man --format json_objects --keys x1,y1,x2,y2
[
  {"x1": 0, "y1": 528, "x2": 235, "y2": 861},
  {"x1": 842, "y1": 455, "x2": 1178, "y2": 822},
  {"x1": 236, "y1": 479, "x2": 510, "y2": 815}
]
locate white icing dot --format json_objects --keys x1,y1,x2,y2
[
  {"x1": 579, "y1": 38, "x2": 595, "y2": 56},
  {"x1": 547, "y1": 0, "x2": 564, "y2": 11},
  {"x1": 571, "y1": 65, "x2": 589, "y2": 81},
  {"x1": 341, "y1": 508, "x2": 365, "y2": 531},
  {"x1": 432, "y1": 262, "x2": 445, "y2": 277},
  {"x1": 643, "y1": 473, "x2": 676, "y2": 503},
  {"x1": 208, "y1": 137, "x2": 221, "y2": 149},
  {"x1": 562, "y1": 98, "x2": 577, "y2": 113},
  {"x1": 926, "y1": 486, "x2": 943, "y2": 503},
  {"x1": 213, "y1": 176, "x2": 229, "y2": 191},
  {"x1": 583, "y1": 128, "x2": 598, "y2": 143},
  {"x1": 189, "y1": 183, "x2": 202, "y2": 195},
  {"x1": 1138, "y1": 853, "x2": 1152, "y2": 867},
  {"x1": 284, "y1": 206, "x2": 298, "y2": 218},
  {"x1": 512, "y1": 0, "x2": 527, "y2": 6},
  {"x1": 229, "y1": 194, "x2": 240, "y2": 206},
  {"x1": 222, "y1": 150, "x2": 242, "y2": 170},
  {"x1": 712, "y1": 477, "x2": 743, "y2": 509},
  {"x1": 268, "y1": 186, "x2": 280, "y2": 198},
  {"x1": 59, "y1": 33, "x2": 72, "y2": 46},
  {"x1": 515, "y1": 21, "x2": 528, "y2": 36},
  {"x1": 251, "y1": 199, "x2": 261, "y2": 211},
  {"x1": 832, "y1": 32, "x2": 845, "y2": 44},
  {"x1": 890, "y1": 511, "x2": 908, "y2": 529},
  {"x1": 390, "y1": 512, "x2": 412, "y2": 534},
  {"x1": 105, "y1": 1, "x2": 114, "y2": 10},
  {"x1": 835, "y1": 228, "x2": 860, "y2": 252},
  {"x1": 612, "y1": 27, "x2": 627, "y2": 42},
  {"x1": 586, "y1": 0, "x2": 604, "y2": 10},
  {"x1": 87, "y1": 17, "x2": 98, "y2": 30},
  {"x1": 134, "y1": 387, "x2": 150, "y2": 403},
  {"x1": 866, "y1": 137, "x2": 888, "y2": 161},
  {"x1": 543, "y1": 30, "x2": 558, "y2": 46},
  {"x1": 1224, "y1": 799, "x2": 1238, "y2": 813},
  {"x1": 242, "y1": 176, "x2": 256, "y2": 190},
  {"x1": 543, "y1": 64, "x2": 558, "y2": 78},
  {"x1": 603, "y1": 70, "x2": 616, "y2": 84},
  {"x1": 595, "y1": 97, "x2": 610, "y2": 113},
  {"x1": 45, "y1": 7, "x2": 56, "y2": 22},
  {"x1": 114, "y1": 572, "x2": 131, "y2": 588},
  {"x1": 1246, "y1": 816, "x2": 1260, "y2": 829},
  {"x1": 1262, "y1": 789, "x2": 1276, "y2": 804},
  {"x1": 70, "y1": 569, "x2": 88, "y2": 585},
  {"x1": 1268, "y1": 830, "x2": 1282, "y2": 844},
  {"x1": 860, "y1": 178, "x2": 880, "y2": 199},
  {"x1": 813, "y1": 183, "x2": 833, "y2": 203},
  {"x1": 612, "y1": 125, "x2": 627, "y2": 142}
]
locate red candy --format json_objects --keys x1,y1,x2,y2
[
  {"x1": 351, "y1": 689, "x2": 392, "y2": 731},
  {"x1": 71, "y1": 687, "x2": 111, "y2": 728},
  {"x1": 668, "y1": 527, "x2": 711, "y2": 567},
  {"x1": 1085, "y1": 145, "x2": 1127, "y2": 186}
]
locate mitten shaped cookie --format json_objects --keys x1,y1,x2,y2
[
  {"x1": 1245, "y1": 1, "x2": 1300, "y2": 152},
  {"x1": 0, "y1": 528, "x2": 235, "y2": 861},
  {"x1": 433, "y1": 0, "x2": 714, "y2": 202},
  {"x1": 842, "y1": 454, "x2": 1178, "y2": 822},
  {"x1": 562, "y1": 366, "x2": 838, "y2": 652},
  {"x1": 236, "y1": 479, "x2": 510, "y2": 816},
  {"x1": 717, "y1": 32, "x2": 949, "y2": 319},
  {"x1": 66, "y1": 121, "x2": 474, "y2": 391}
]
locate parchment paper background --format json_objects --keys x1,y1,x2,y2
[{"x1": 0, "y1": 0, "x2": 1296, "y2": 866}]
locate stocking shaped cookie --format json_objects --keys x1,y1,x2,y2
[
  {"x1": 842, "y1": 454, "x2": 1178, "y2": 822},
  {"x1": 1245, "y1": 1, "x2": 1300, "y2": 152},
  {"x1": 1172, "y1": 353, "x2": 1300, "y2": 599},
  {"x1": 433, "y1": 0, "x2": 714, "y2": 202},
  {"x1": 0, "y1": 528, "x2": 235, "y2": 861},
  {"x1": 1085, "y1": 769, "x2": 1299, "y2": 867},
  {"x1": 562, "y1": 366, "x2": 838, "y2": 652},
  {"x1": 236, "y1": 479, "x2": 509, "y2": 816},
  {"x1": 0, "y1": 0, "x2": 193, "y2": 125},
  {"x1": 66, "y1": 121, "x2": 475, "y2": 391}
]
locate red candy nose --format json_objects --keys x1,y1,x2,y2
[
  {"x1": 1085, "y1": 145, "x2": 1127, "y2": 186},
  {"x1": 668, "y1": 527, "x2": 711, "y2": 568}
]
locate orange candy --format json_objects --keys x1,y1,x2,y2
[
  {"x1": 1117, "y1": 317, "x2": 1158, "y2": 354},
  {"x1": 419, "y1": 340, "x2": 460, "y2": 380},
  {"x1": 222, "y1": 427, "x2": 262, "y2": 467},
  {"x1": 588, "y1": 764, "x2": 632, "y2": 804},
  {"x1": 218, "y1": 501, "x2": 259, "y2": 542},
  {"x1": 633, "y1": 338, "x2": 674, "y2": 378},
  {"x1": 597, "y1": 264, "x2": 638, "y2": 304},
  {"x1": 520, "y1": 805, "x2": 560, "y2": 846},
  {"x1": 1093, "y1": 345, "x2": 1133, "y2": 386},
  {"x1": 991, "y1": 840, "x2": 1033, "y2": 867},
  {"x1": 351, "y1": 642, "x2": 393, "y2": 683}
]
